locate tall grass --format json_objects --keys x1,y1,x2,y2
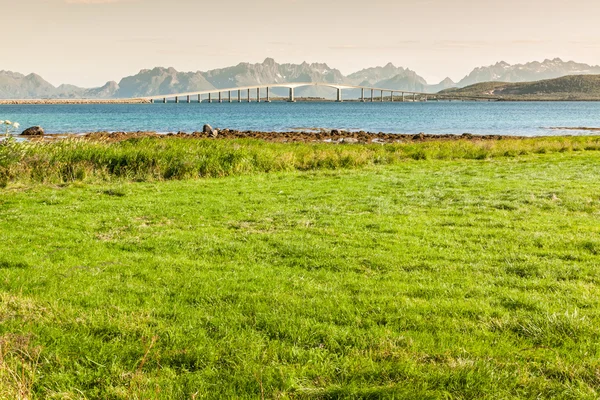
[{"x1": 1, "y1": 136, "x2": 599, "y2": 185}]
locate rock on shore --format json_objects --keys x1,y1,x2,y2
[
  {"x1": 21, "y1": 126, "x2": 45, "y2": 136},
  {"x1": 203, "y1": 124, "x2": 219, "y2": 138}
]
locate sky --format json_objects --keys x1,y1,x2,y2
[{"x1": 4, "y1": 0, "x2": 600, "y2": 87}]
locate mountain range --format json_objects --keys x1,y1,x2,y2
[
  {"x1": 2, "y1": 58, "x2": 600, "y2": 100},
  {"x1": 442, "y1": 74, "x2": 600, "y2": 100}
]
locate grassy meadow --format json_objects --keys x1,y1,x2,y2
[{"x1": 1, "y1": 137, "x2": 600, "y2": 398}]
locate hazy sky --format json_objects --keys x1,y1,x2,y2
[{"x1": 4, "y1": 0, "x2": 600, "y2": 87}]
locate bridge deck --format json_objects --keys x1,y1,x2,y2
[{"x1": 138, "y1": 82, "x2": 446, "y2": 101}]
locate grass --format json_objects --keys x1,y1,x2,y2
[
  {"x1": 1, "y1": 138, "x2": 600, "y2": 398},
  {"x1": 1, "y1": 136, "x2": 600, "y2": 186}
]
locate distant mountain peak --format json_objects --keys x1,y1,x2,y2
[
  {"x1": 347, "y1": 63, "x2": 423, "y2": 86},
  {"x1": 24, "y1": 73, "x2": 47, "y2": 82},
  {"x1": 102, "y1": 81, "x2": 119, "y2": 89},
  {"x1": 458, "y1": 58, "x2": 600, "y2": 87}
]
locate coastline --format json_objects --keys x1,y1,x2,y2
[
  {"x1": 23, "y1": 129, "x2": 532, "y2": 143},
  {"x1": 0, "y1": 99, "x2": 151, "y2": 105},
  {"x1": 16, "y1": 129, "x2": 600, "y2": 144}
]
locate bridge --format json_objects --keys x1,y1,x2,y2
[{"x1": 138, "y1": 82, "x2": 488, "y2": 103}]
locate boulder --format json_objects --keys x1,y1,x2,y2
[
  {"x1": 340, "y1": 137, "x2": 359, "y2": 144},
  {"x1": 203, "y1": 124, "x2": 218, "y2": 138},
  {"x1": 21, "y1": 126, "x2": 44, "y2": 136}
]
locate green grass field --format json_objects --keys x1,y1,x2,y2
[{"x1": 1, "y1": 138, "x2": 600, "y2": 398}]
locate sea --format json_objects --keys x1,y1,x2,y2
[{"x1": 1, "y1": 101, "x2": 600, "y2": 136}]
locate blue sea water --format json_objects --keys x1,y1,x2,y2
[{"x1": 1, "y1": 101, "x2": 600, "y2": 136}]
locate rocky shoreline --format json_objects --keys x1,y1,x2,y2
[
  {"x1": 0, "y1": 99, "x2": 150, "y2": 105},
  {"x1": 77, "y1": 129, "x2": 524, "y2": 143}
]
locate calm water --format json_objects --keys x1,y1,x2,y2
[{"x1": 1, "y1": 101, "x2": 600, "y2": 136}]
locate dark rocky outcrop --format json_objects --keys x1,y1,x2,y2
[
  {"x1": 203, "y1": 124, "x2": 218, "y2": 138},
  {"x1": 21, "y1": 126, "x2": 45, "y2": 136}
]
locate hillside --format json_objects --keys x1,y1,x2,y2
[
  {"x1": 441, "y1": 74, "x2": 600, "y2": 100},
  {"x1": 347, "y1": 63, "x2": 427, "y2": 86},
  {"x1": 201, "y1": 58, "x2": 347, "y2": 98},
  {"x1": 457, "y1": 58, "x2": 600, "y2": 87},
  {"x1": 116, "y1": 67, "x2": 215, "y2": 98},
  {"x1": 373, "y1": 74, "x2": 428, "y2": 92},
  {"x1": 0, "y1": 70, "x2": 118, "y2": 99}
]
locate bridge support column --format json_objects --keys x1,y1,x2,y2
[
  {"x1": 288, "y1": 87, "x2": 295, "y2": 102},
  {"x1": 247, "y1": 89, "x2": 251, "y2": 102},
  {"x1": 208, "y1": 93, "x2": 212, "y2": 103},
  {"x1": 176, "y1": 96, "x2": 180, "y2": 103},
  {"x1": 150, "y1": 99, "x2": 154, "y2": 104},
  {"x1": 198, "y1": 94, "x2": 202, "y2": 103},
  {"x1": 371, "y1": 89, "x2": 374, "y2": 102},
  {"x1": 401, "y1": 92, "x2": 405, "y2": 102},
  {"x1": 381, "y1": 91, "x2": 384, "y2": 102},
  {"x1": 336, "y1": 88, "x2": 343, "y2": 102},
  {"x1": 361, "y1": 88, "x2": 365, "y2": 102},
  {"x1": 219, "y1": 92, "x2": 222, "y2": 103},
  {"x1": 266, "y1": 87, "x2": 271, "y2": 102},
  {"x1": 228, "y1": 91, "x2": 232, "y2": 103},
  {"x1": 163, "y1": 98, "x2": 167, "y2": 103},
  {"x1": 391, "y1": 92, "x2": 394, "y2": 102},
  {"x1": 187, "y1": 95, "x2": 190, "y2": 104},
  {"x1": 238, "y1": 90, "x2": 241, "y2": 102},
  {"x1": 257, "y1": 88, "x2": 261, "y2": 103},
  {"x1": 413, "y1": 93, "x2": 416, "y2": 102}
]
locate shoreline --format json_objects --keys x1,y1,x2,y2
[
  {"x1": 0, "y1": 99, "x2": 150, "y2": 105},
  {"x1": 13, "y1": 127, "x2": 600, "y2": 144},
  {"x1": 22, "y1": 130, "x2": 539, "y2": 143}
]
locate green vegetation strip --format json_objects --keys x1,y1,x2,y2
[
  {"x1": 0, "y1": 138, "x2": 599, "y2": 398},
  {"x1": 1, "y1": 136, "x2": 600, "y2": 185}
]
